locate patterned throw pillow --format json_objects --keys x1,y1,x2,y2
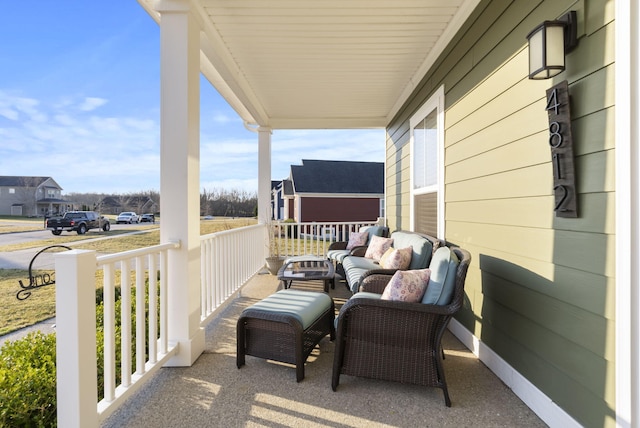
[
  {"x1": 364, "y1": 235, "x2": 394, "y2": 261},
  {"x1": 346, "y1": 231, "x2": 368, "y2": 250},
  {"x1": 380, "y1": 269, "x2": 431, "y2": 302},
  {"x1": 379, "y1": 246, "x2": 413, "y2": 270}
]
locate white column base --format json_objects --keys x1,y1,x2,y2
[{"x1": 165, "y1": 327, "x2": 205, "y2": 367}]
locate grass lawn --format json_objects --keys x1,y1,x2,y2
[
  {"x1": 0, "y1": 217, "x2": 257, "y2": 336},
  {"x1": 0, "y1": 216, "x2": 45, "y2": 234},
  {"x1": 1, "y1": 269, "x2": 56, "y2": 336}
]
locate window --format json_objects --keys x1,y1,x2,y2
[
  {"x1": 9, "y1": 188, "x2": 15, "y2": 194},
  {"x1": 410, "y1": 86, "x2": 445, "y2": 238}
]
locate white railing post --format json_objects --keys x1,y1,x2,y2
[{"x1": 55, "y1": 249, "x2": 98, "y2": 428}]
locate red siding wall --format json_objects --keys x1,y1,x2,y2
[{"x1": 299, "y1": 197, "x2": 379, "y2": 222}]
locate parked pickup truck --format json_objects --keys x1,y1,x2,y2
[{"x1": 46, "y1": 211, "x2": 111, "y2": 235}]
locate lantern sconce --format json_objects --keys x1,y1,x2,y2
[{"x1": 526, "y1": 11, "x2": 579, "y2": 80}]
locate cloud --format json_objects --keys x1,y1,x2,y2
[
  {"x1": 79, "y1": 97, "x2": 108, "y2": 111},
  {"x1": 0, "y1": 92, "x2": 160, "y2": 193},
  {"x1": 0, "y1": 90, "x2": 384, "y2": 195},
  {"x1": 0, "y1": 91, "x2": 43, "y2": 121}
]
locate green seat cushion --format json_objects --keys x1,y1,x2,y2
[
  {"x1": 422, "y1": 247, "x2": 459, "y2": 305},
  {"x1": 342, "y1": 256, "x2": 380, "y2": 293},
  {"x1": 350, "y1": 291, "x2": 383, "y2": 300},
  {"x1": 247, "y1": 289, "x2": 332, "y2": 330},
  {"x1": 335, "y1": 292, "x2": 382, "y2": 327},
  {"x1": 327, "y1": 249, "x2": 350, "y2": 263}
]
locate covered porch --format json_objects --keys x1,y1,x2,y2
[
  {"x1": 52, "y1": 0, "x2": 640, "y2": 427},
  {"x1": 100, "y1": 272, "x2": 545, "y2": 427}
]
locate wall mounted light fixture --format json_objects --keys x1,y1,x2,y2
[{"x1": 526, "y1": 11, "x2": 578, "y2": 80}]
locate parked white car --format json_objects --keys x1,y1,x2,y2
[{"x1": 116, "y1": 212, "x2": 139, "y2": 224}]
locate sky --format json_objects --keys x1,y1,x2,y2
[{"x1": 0, "y1": 2, "x2": 385, "y2": 195}]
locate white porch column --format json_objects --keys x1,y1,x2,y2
[
  {"x1": 156, "y1": 0, "x2": 204, "y2": 366},
  {"x1": 283, "y1": 197, "x2": 290, "y2": 220},
  {"x1": 55, "y1": 250, "x2": 98, "y2": 428},
  {"x1": 616, "y1": 0, "x2": 640, "y2": 426},
  {"x1": 258, "y1": 126, "x2": 272, "y2": 224}
]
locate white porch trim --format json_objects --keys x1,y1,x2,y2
[
  {"x1": 615, "y1": 1, "x2": 640, "y2": 426},
  {"x1": 157, "y1": 0, "x2": 205, "y2": 366},
  {"x1": 448, "y1": 319, "x2": 581, "y2": 428},
  {"x1": 294, "y1": 192, "x2": 384, "y2": 199},
  {"x1": 257, "y1": 126, "x2": 272, "y2": 225}
]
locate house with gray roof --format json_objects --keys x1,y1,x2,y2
[
  {"x1": 273, "y1": 159, "x2": 384, "y2": 222},
  {"x1": 0, "y1": 176, "x2": 71, "y2": 216}
]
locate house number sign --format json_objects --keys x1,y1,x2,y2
[{"x1": 546, "y1": 80, "x2": 578, "y2": 218}]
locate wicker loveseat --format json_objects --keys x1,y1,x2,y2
[
  {"x1": 331, "y1": 246, "x2": 471, "y2": 406},
  {"x1": 326, "y1": 225, "x2": 389, "y2": 276},
  {"x1": 340, "y1": 230, "x2": 443, "y2": 294}
]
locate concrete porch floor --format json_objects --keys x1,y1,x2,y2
[{"x1": 102, "y1": 271, "x2": 547, "y2": 428}]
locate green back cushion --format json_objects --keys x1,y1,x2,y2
[
  {"x1": 360, "y1": 225, "x2": 388, "y2": 244},
  {"x1": 391, "y1": 231, "x2": 433, "y2": 269},
  {"x1": 248, "y1": 289, "x2": 332, "y2": 329},
  {"x1": 422, "y1": 247, "x2": 459, "y2": 305}
]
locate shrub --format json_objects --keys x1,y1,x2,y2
[
  {"x1": 0, "y1": 331, "x2": 57, "y2": 427},
  {"x1": 0, "y1": 280, "x2": 159, "y2": 426}
]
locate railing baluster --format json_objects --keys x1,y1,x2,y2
[
  {"x1": 148, "y1": 253, "x2": 157, "y2": 364},
  {"x1": 159, "y1": 249, "x2": 168, "y2": 354},
  {"x1": 120, "y1": 260, "x2": 131, "y2": 388},
  {"x1": 135, "y1": 256, "x2": 145, "y2": 376},
  {"x1": 103, "y1": 263, "x2": 116, "y2": 402}
]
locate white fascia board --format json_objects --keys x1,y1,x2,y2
[{"x1": 296, "y1": 193, "x2": 384, "y2": 198}]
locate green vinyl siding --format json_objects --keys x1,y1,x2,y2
[{"x1": 385, "y1": 0, "x2": 616, "y2": 426}]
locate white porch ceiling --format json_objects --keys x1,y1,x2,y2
[{"x1": 139, "y1": 0, "x2": 480, "y2": 129}]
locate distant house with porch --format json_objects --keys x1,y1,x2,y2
[
  {"x1": 272, "y1": 160, "x2": 384, "y2": 223},
  {"x1": 0, "y1": 176, "x2": 72, "y2": 216},
  {"x1": 97, "y1": 195, "x2": 159, "y2": 215}
]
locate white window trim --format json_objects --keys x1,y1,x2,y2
[{"x1": 409, "y1": 85, "x2": 445, "y2": 238}]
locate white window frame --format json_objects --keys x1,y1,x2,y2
[{"x1": 409, "y1": 85, "x2": 445, "y2": 238}]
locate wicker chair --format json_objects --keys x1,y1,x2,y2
[
  {"x1": 326, "y1": 225, "x2": 389, "y2": 276},
  {"x1": 331, "y1": 247, "x2": 471, "y2": 406}
]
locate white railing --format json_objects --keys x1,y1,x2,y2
[
  {"x1": 55, "y1": 241, "x2": 180, "y2": 427},
  {"x1": 55, "y1": 220, "x2": 381, "y2": 427},
  {"x1": 273, "y1": 221, "x2": 381, "y2": 257},
  {"x1": 200, "y1": 224, "x2": 265, "y2": 324}
]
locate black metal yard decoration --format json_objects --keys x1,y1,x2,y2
[{"x1": 16, "y1": 245, "x2": 72, "y2": 300}]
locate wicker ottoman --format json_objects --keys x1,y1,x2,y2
[{"x1": 236, "y1": 289, "x2": 335, "y2": 382}]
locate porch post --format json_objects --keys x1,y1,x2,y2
[
  {"x1": 55, "y1": 250, "x2": 98, "y2": 428},
  {"x1": 258, "y1": 126, "x2": 272, "y2": 224},
  {"x1": 156, "y1": 0, "x2": 204, "y2": 366},
  {"x1": 283, "y1": 195, "x2": 290, "y2": 220},
  {"x1": 616, "y1": 1, "x2": 640, "y2": 426}
]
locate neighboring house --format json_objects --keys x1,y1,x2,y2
[
  {"x1": 0, "y1": 176, "x2": 72, "y2": 216},
  {"x1": 97, "y1": 195, "x2": 159, "y2": 215},
  {"x1": 270, "y1": 180, "x2": 283, "y2": 219},
  {"x1": 272, "y1": 160, "x2": 384, "y2": 223}
]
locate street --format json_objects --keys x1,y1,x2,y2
[{"x1": 0, "y1": 222, "x2": 156, "y2": 270}]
